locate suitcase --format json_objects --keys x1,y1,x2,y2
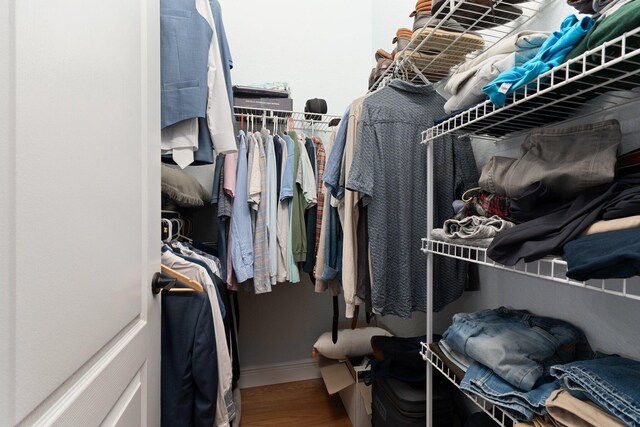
[{"x1": 372, "y1": 375, "x2": 457, "y2": 427}]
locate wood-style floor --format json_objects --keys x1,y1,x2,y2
[{"x1": 240, "y1": 379, "x2": 352, "y2": 426}]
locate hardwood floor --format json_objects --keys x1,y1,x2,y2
[{"x1": 240, "y1": 379, "x2": 352, "y2": 426}]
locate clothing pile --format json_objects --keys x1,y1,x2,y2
[
  {"x1": 324, "y1": 80, "x2": 479, "y2": 320},
  {"x1": 161, "y1": 0, "x2": 237, "y2": 169},
  {"x1": 433, "y1": 307, "x2": 639, "y2": 425},
  {"x1": 430, "y1": 307, "x2": 639, "y2": 425},
  {"x1": 432, "y1": 118, "x2": 640, "y2": 282},
  {"x1": 161, "y1": 242, "x2": 238, "y2": 427},
  {"x1": 436, "y1": 0, "x2": 640, "y2": 121},
  {"x1": 213, "y1": 128, "x2": 326, "y2": 294}
]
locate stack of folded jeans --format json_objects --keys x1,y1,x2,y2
[
  {"x1": 550, "y1": 355, "x2": 640, "y2": 426},
  {"x1": 443, "y1": 31, "x2": 549, "y2": 114},
  {"x1": 440, "y1": 307, "x2": 593, "y2": 421}
]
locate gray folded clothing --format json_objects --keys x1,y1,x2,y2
[
  {"x1": 431, "y1": 215, "x2": 515, "y2": 248},
  {"x1": 479, "y1": 120, "x2": 621, "y2": 199}
]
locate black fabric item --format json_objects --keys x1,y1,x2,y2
[
  {"x1": 464, "y1": 412, "x2": 500, "y2": 427},
  {"x1": 274, "y1": 136, "x2": 283, "y2": 197},
  {"x1": 372, "y1": 374, "x2": 456, "y2": 427},
  {"x1": 328, "y1": 117, "x2": 341, "y2": 127},
  {"x1": 509, "y1": 181, "x2": 566, "y2": 223},
  {"x1": 487, "y1": 172, "x2": 640, "y2": 265},
  {"x1": 434, "y1": 135, "x2": 479, "y2": 311},
  {"x1": 564, "y1": 228, "x2": 640, "y2": 281},
  {"x1": 332, "y1": 296, "x2": 339, "y2": 344},
  {"x1": 162, "y1": 291, "x2": 217, "y2": 427},
  {"x1": 370, "y1": 335, "x2": 427, "y2": 382},
  {"x1": 357, "y1": 201, "x2": 372, "y2": 312},
  {"x1": 602, "y1": 187, "x2": 640, "y2": 220},
  {"x1": 304, "y1": 98, "x2": 327, "y2": 120}
]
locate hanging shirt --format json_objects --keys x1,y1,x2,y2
[
  {"x1": 323, "y1": 108, "x2": 351, "y2": 200},
  {"x1": 264, "y1": 131, "x2": 279, "y2": 285},
  {"x1": 290, "y1": 131, "x2": 310, "y2": 265},
  {"x1": 195, "y1": 0, "x2": 237, "y2": 154},
  {"x1": 247, "y1": 133, "x2": 261, "y2": 210},
  {"x1": 274, "y1": 135, "x2": 284, "y2": 197},
  {"x1": 314, "y1": 137, "x2": 327, "y2": 260},
  {"x1": 347, "y1": 80, "x2": 479, "y2": 317},
  {"x1": 252, "y1": 131, "x2": 271, "y2": 294},
  {"x1": 286, "y1": 133, "x2": 302, "y2": 282},
  {"x1": 303, "y1": 137, "x2": 318, "y2": 274},
  {"x1": 209, "y1": 0, "x2": 234, "y2": 109},
  {"x1": 341, "y1": 96, "x2": 367, "y2": 318},
  {"x1": 229, "y1": 131, "x2": 254, "y2": 283},
  {"x1": 276, "y1": 137, "x2": 290, "y2": 282},
  {"x1": 315, "y1": 127, "x2": 341, "y2": 295}
]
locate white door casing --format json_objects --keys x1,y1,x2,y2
[{"x1": 1, "y1": 1, "x2": 161, "y2": 425}]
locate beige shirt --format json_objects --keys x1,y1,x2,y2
[{"x1": 341, "y1": 96, "x2": 367, "y2": 318}]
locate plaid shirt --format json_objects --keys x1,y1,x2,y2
[{"x1": 314, "y1": 137, "x2": 326, "y2": 255}]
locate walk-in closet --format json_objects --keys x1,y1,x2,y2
[{"x1": 2, "y1": 0, "x2": 640, "y2": 426}]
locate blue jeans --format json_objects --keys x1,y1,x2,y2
[
  {"x1": 550, "y1": 355, "x2": 640, "y2": 426},
  {"x1": 443, "y1": 307, "x2": 592, "y2": 391},
  {"x1": 461, "y1": 362, "x2": 560, "y2": 421}
]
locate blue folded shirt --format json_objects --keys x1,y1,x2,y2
[{"x1": 483, "y1": 14, "x2": 594, "y2": 107}]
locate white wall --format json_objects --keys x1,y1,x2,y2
[
  {"x1": 221, "y1": 0, "x2": 414, "y2": 116},
  {"x1": 219, "y1": 0, "x2": 422, "y2": 372}
]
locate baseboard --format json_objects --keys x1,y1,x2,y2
[{"x1": 238, "y1": 358, "x2": 321, "y2": 389}]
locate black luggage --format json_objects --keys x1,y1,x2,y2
[{"x1": 372, "y1": 375, "x2": 457, "y2": 427}]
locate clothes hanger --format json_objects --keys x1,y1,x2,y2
[
  {"x1": 160, "y1": 264, "x2": 204, "y2": 292},
  {"x1": 161, "y1": 218, "x2": 173, "y2": 243}
]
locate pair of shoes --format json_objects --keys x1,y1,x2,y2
[
  {"x1": 412, "y1": 13, "x2": 485, "y2": 55},
  {"x1": 368, "y1": 49, "x2": 395, "y2": 88},
  {"x1": 410, "y1": 0, "x2": 433, "y2": 16},
  {"x1": 431, "y1": 0, "x2": 524, "y2": 31},
  {"x1": 393, "y1": 28, "x2": 414, "y2": 52}
]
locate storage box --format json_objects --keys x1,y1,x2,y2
[
  {"x1": 233, "y1": 85, "x2": 293, "y2": 114},
  {"x1": 318, "y1": 356, "x2": 372, "y2": 427},
  {"x1": 233, "y1": 96, "x2": 293, "y2": 113}
]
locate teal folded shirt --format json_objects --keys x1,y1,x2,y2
[{"x1": 483, "y1": 14, "x2": 595, "y2": 107}]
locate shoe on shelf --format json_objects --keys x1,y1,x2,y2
[
  {"x1": 375, "y1": 49, "x2": 394, "y2": 61},
  {"x1": 410, "y1": 0, "x2": 433, "y2": 16},
  {"x1": 393, "y1": 28, "x2": 414, "y2": 52}
]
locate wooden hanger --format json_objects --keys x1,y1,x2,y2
[{"x1": 161, "y1": 264, "x2": 204, "y2": 292}]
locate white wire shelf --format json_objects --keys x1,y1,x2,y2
[
  {"x1": 422, "y1": 238, "x2": 640, "y2": 301},
  {"x1": 421, "y1": 344, "x2": 517, "y2": 427},
  {"x1": 422, "y1": 26, "x2": 640, "y2": 143},
  {"x1": 369, "y1": 0, "x2": 551, "y2": 91},
  {"x1": 233, "y1": 106, "x2": 340, "y2": 133}
]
